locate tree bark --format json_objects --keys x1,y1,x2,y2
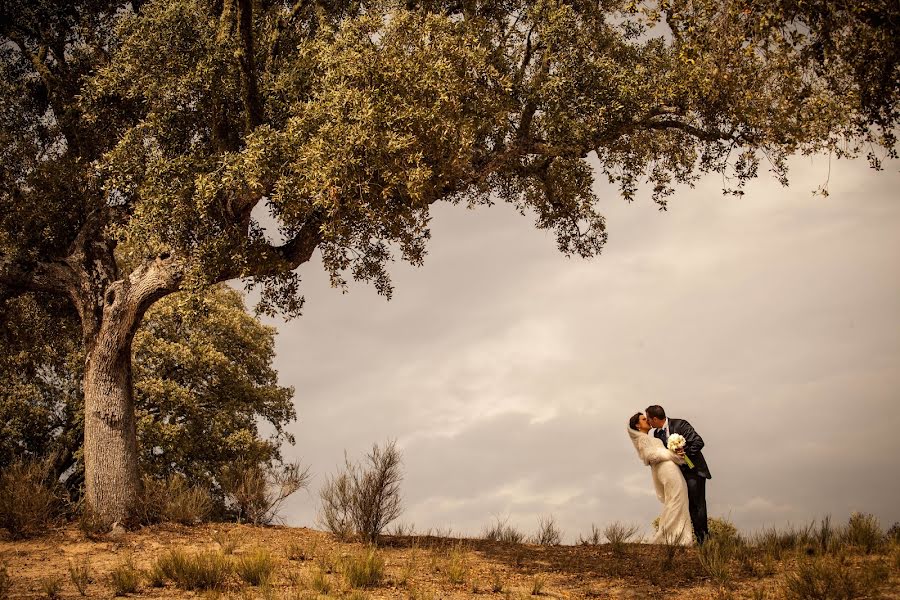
[{"x1": 82, "y1": 304, "x2": 141, "y2": 525}]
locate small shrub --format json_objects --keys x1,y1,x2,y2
[
  {"x1": 444, "y1": 545, "x2": 468, "y2": 585},
  {"x1": 342, "y1": 548, "x2": 385, "y2": 588},
  {"x1": 68, "y1": 557, "x2": 91, "y2": 596},
  {"x1": 390, "y1": 522, "x2": 416, "y2": 537},
  {"x1": 319, "y1": 441, "x2": 403, "y2": 543},
  {"x1": 709, "y1": 517, "x2": 740, "y2": 542},
  {"x1": 39, "y1": 576, "x2": 62, "y2": 599},
  {"x1": 309, "y1": 566, "x2": 332, "y2": 594},
  {"x1": 783, "y1": 554, "x2": 888, "y2": 600},
  {"x1": 109, "y1": 558, "x2": 141, "y2": 596},
  {"x1": 530, "y1": 574, "x2": 546, "y2": 595},
  {"x1": 156, "y1": 549, "x2": 231, "y2": 590},
  {"x1": 346, "y1": 592, "x2": 369, "y2": 600},
  {"x1": 482, "y1": 516, "x2": 525, "y2": 544},
  {"x1": 843, "y1": 512, "x2": 884, "y2": 554},
  {"x1": 235, "y1": 547, "x2": 276, "y2": 586},
  {"x1": 0, "y1": 459, "x2": 65, "y2": 539},
  {"x1": 223, "y1": 460, "x2": 310, "y2": 525},
  {"x1": 886, "y1": 522, "x2": 900, "y2": 543},
  {"x1": 578, "y1": 524, "x2": 602, "y2": 545},
  {"x1": 603, "y1": 522, "x2": 640, "y2": 555},
  {"x1": 533, "y1": 515, "x2": 562, "y2": 546}
]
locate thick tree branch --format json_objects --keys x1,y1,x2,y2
[
  {"x1": 0, "y1": 256, "x2": 74, "y2": 301},
  {"x1": 236, "y1": 0, "x2": 264, "y2": 132}
]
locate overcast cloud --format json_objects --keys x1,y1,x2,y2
[{"x1": 250, "y1": 154, "x2": 900, "y2": 542}]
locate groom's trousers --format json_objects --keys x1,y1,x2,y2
[{"x1": 684, "y1": 473, "x2": 709, "y2": 544}]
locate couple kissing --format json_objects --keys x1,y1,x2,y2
[{"x1": 627, "y1": 405, "x2": 711, "y2": 546}]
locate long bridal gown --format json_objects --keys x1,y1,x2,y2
[{"x1": 627, "y1": 425, "x2": 694, "y2": 546}]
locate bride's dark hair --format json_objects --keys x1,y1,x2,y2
[{"x1": 629, "y1": 412, "x2": 643, "y2": 431}]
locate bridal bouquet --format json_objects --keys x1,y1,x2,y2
[{"x1": 667, "y1": 434, "x2": 695, "y2": 468}]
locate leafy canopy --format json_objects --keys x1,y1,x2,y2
[{"x1": 1, "y1": 0, "x2": 896, "y2": 314}]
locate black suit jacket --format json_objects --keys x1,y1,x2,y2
[{"x1": 655, "y1": 418, "x2": 711, "y2": 479}]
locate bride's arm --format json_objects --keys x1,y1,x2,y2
[{"x1": 645, "y1": 443, "x2": 684, "y2": 465}]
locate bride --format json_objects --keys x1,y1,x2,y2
[{"x1": 628, "y1": 412, "x2": 694, "y2": 546}]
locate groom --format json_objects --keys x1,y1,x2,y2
[{"x1": 645, "y1": 405, "x2": 711, "y2": 544}]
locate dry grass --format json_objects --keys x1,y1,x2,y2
[
  {"x1": 67, "y1": 557, "x2": 91, "y2": 596},
  {"x1": 0, "y1": 519, "x2": 897, "y2": 599},
  {"x1": 234, "y1": 547, "x2": 276, "y2": 586},
  {"x1": 0, "y1": 459, "x2": 65, "y2": 539},
  {"x1": 108, "y1": 557, "x2": 141, "y2": 596}
]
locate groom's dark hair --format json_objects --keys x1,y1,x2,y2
[
  {"x1": 645, "y1": 405, "x2": 666, "y2": 420},
  {"x1": 629, "y1": 413, "x2": 642, "y2": 431}
]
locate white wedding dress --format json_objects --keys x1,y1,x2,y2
[{"x1": 627, "y1": 425, "x2": 694, "y2": 546}]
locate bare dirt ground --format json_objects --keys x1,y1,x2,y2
[{"x1": 1, "y1": 524, "x2": 897, "y2": 599}]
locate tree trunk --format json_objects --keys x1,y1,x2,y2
[{"x1": 82, "y1": 323, "x2": 140, "y2": 525}]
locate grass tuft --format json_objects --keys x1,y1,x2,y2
[
  {"x1": 109, "y1": 558, "x2": 141, "y2": 596},
  {"x1": 39, "y1": 575, "x2": 62, "y2": 599},
  {"x1": 235, "y1": 547, "x2": 276, "y2": 586},
  {"x1": 783, "y1": 553, "x2": 888, "y2": 600},
  {"x1": 68, "y1": 557, "x2": 91, "y2": 596},
  {"x1": 155, "y1": 549, "x2": 231, "y2": 590},
  {"x1": 342, "y1": 547, "x2": 385, "y2": 588}
]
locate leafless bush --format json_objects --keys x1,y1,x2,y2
[
  {"x1": 318, "y1": 441, "x2": 403, "y2": 543},
  {"x1": 532, "y1": 515, "x2": 562, "y2": 546},
  {"x1": 223, "y1": 460, "x2": 310, "y2": 525},
  {"x1": 0, "y1": 459, "x2": 65, "y2": 539},
  {"x1": 578, "y1": 524, "x2": 603, "y2": 546},
  {"x1": 482, "y1": 516, "x2": 525, "y2": 544},
  {"x1": 319, "y1": 469, "x2": 355, "y2": 541},
  {"x1": 603, "y1": 522, "x2": 640, "y2": 555}
]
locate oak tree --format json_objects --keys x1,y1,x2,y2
[{"x1": 0, "y1": 285, "x2": 295, "y2": 511}]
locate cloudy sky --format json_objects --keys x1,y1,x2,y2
[{"x1": 251, "y1": 153, "x2": 900, "y2": 542}]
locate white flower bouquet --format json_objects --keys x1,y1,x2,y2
[{"x1": 667, "y1": 433, "x2": 695, "y2": 468}]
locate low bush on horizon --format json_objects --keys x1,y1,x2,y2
[
  {"x1": 223, "y1": 461, "x2": 311, "y2": 526},
  {"x1": 578, "y1": 524, "x2": 603, "y2": 545},
  {"x1": 532, "y1": 515, "x2": 562, "y2": 546},
  {"x1": 318, "y1": 440, "x2": 403, "y2": 543},
  {"x1": 843, "y1": 512, "x2": 885, "y2": 554},
  {"x1": 482, "y1": 516, "x2": 526, "y2": 544},
  {"x1": 603, "y1": 522, "x2": 641, "y2": 554}
]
